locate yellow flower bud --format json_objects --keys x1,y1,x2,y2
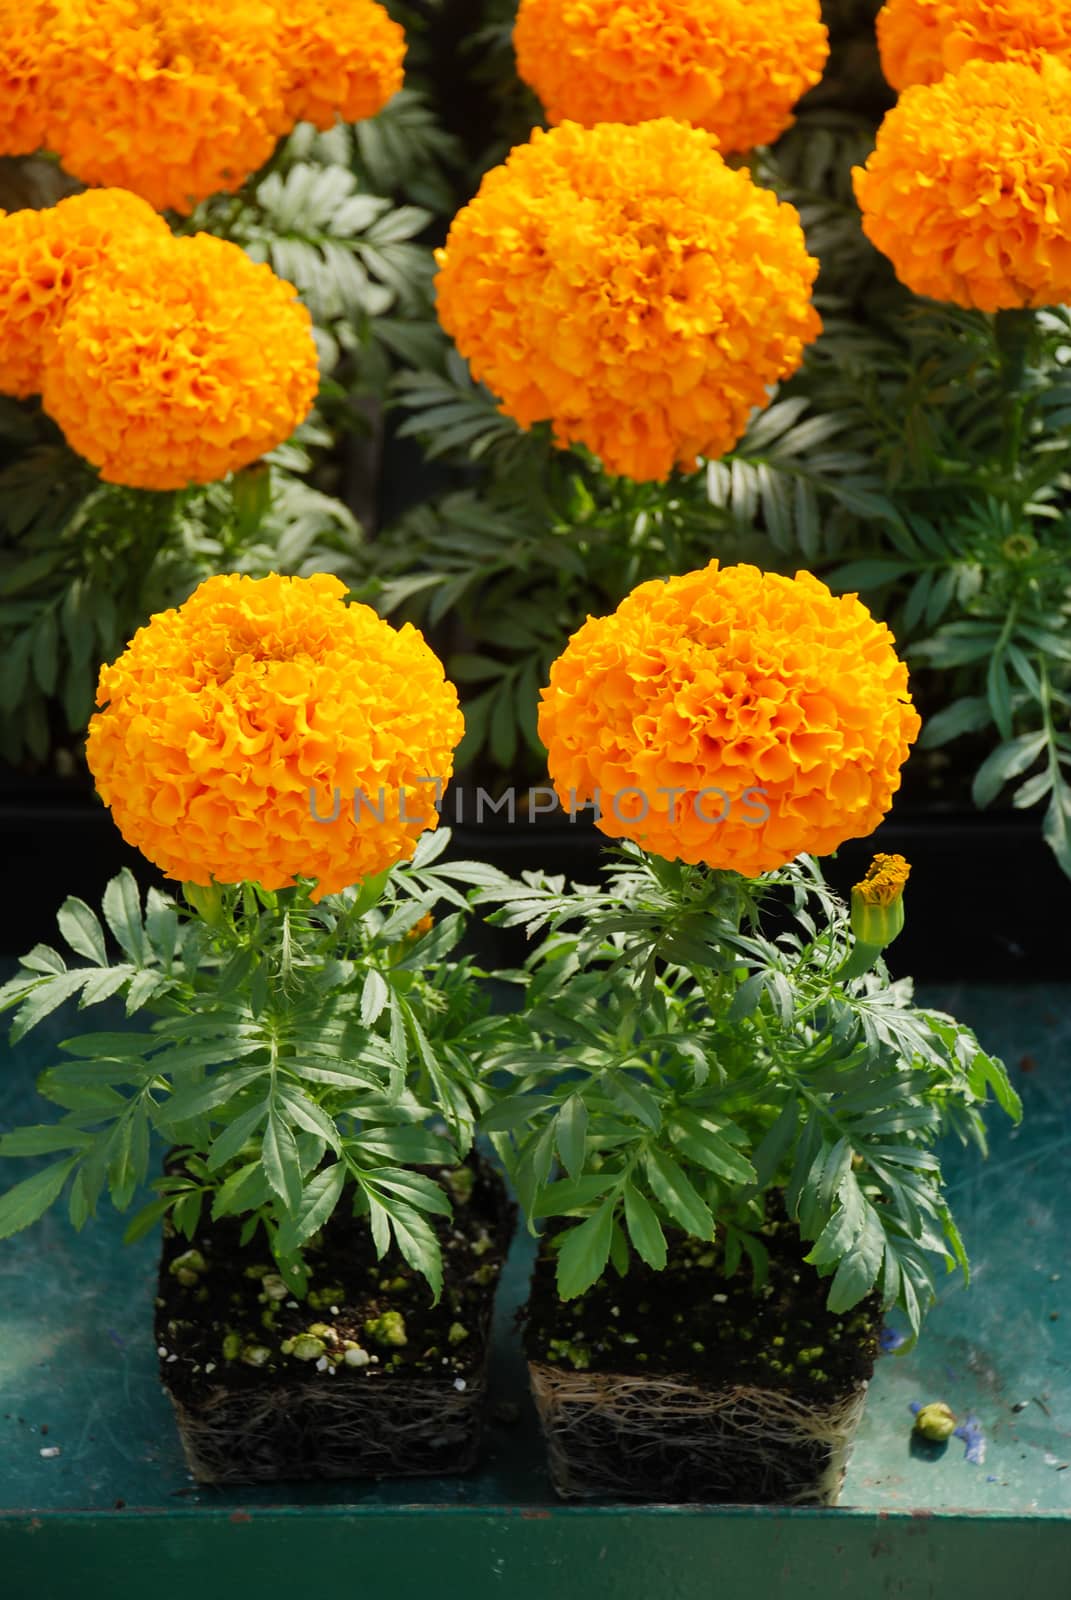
[{"x1": 851, "y1": 854, "x2": 910, "y2": 950}]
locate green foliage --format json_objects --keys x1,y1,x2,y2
[
  {"x1": 367, "y1": 337, "x2": 897, "y2": 775},
  {"x1": 0, "y1": 406, "x2": 362, "y2": 767},
  {"x1": 0, "y1": 834, "x2": 511, "y2": 1297},
  {"x1": 477, "y1": 848, "x2": 1019, "y2": 1332}
]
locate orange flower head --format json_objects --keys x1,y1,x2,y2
[
  {"x1": 514, "y1": 0, "x2": 828, "y2": 153},
  {"x1": 86, "y1": 573, "x2": 465, "y2": 897},
  {"x1": 852, "y1": 56, "x2": 1071, "y2": 311},
  {"x1": 0, "y1": 0, "x2": 66, "y2": 156},
  {"x1": 40, "y1": 231, "x2": 319, "y2": 489},
  {"x1": 43, "y1": 0, "x2": 288, "y2": 213},
  {"x1": 276, "y1": 0, "x2": 406, "y2": 130},
  {"x1": 538, "y1": 562, "x2": 920, "y2": 874},
  {"x1": 434, "y1": 120, "x2": 821, "y2": 482},
  {"x1": 877, "y1": 0, "x2": 1071, "y2": 90},
  {"x1": 0, "y1": 189, "x2": 169, "y2": 398}
]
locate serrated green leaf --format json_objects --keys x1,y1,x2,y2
[
  {"x1": 623, "y1": 1181, "x2": 667, "y2": 1271},
  {"x1": 556, "y1": 1200, "x2": 615, "y2": 1300},
  {"x1": 0, "y1": 1157, "x2": 77, "y2": 1239}
]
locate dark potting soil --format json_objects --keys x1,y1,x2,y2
[
  {"x1": 155, "y1": 1155, "x2": 515, "y2": 1407},
  {"x1": 524, "y1": 1201, "x2": 881, "y2": 1406}
]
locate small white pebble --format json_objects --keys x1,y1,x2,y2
[
  {"x1": 441, "y1": 1357, "x2": 448, "y2": 1365},
  {"x1": 204, "y1": 1363, "x2": 216, "y2": 1376},
  {"x1": 166, "y1": 1354, "x2": 178, "y2": 1364},
  {"x1": 712, "y1": 1294, "x2": 728, "y2": 1304},
  {"x1": 610, "y1": 1306, "x2": 620, "y2": 1317},
  {"x1": 286, "y1": 1300, "x2": 299, "y2": 1309},
  {"x1": 344, "y1": 1347, "x2": 370, "y2": 1369},
  {"x1": 157, "y1": 1346, "x2": 168, "y2": 1358},
  {"x1": 453, "y1": 1378, "x2": 467, "y2": 1392},
  {"x1": 39, "y1": 1447, "x2": 61, "y2": 1459},
  {"x1": 370, "y1": 1355, "x2": 380, "y2": 1364},
  {"x1": 316, "y1": 1356, "x2": 329, "y2": 1372},
  {"x1": 330, "y1": 1305, "x2": 340, "y2": 1315}
]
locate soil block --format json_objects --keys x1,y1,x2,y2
[
  {"x1": 524, "y1": 1208, "x2": 881, "y2": 1505},
  {"x1": 155, "y1": 1155, "x2": 516, "y2": 1484}
]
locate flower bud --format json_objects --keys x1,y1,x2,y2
[{"x1": 851, "y1": 854, "x2": 910, "y2": 950}]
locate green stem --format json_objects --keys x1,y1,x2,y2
[{"x1": 993, "y1": 307, "x2": 1036, "y2": 482}]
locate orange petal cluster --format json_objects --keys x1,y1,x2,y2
[
  {"x1": 0, "y1": 0, "x2": 405, "y2": 214},
  {"x1": 514, "y1": 0, "x2": 828, "y2": 153},
  {"x1": 276, "y1": 0, "x2": 406, "y2": 131},
  {"x1": 434, "y1": 120, "x2": 821, "y2": 483},
  {"x1": 39, "y1": 230, "x2": 319, "y2": 489},
  {"x1": 852, "y1": 56, "x2": 1071, "y2": 311},
  {"x1": 86, "y1": 573, "x2": 464, "y2": 897},
  {"x1": 538, "y1": 562, "x2": 920, "y2": 874},
  {"x1": 876, "y1": 0, "x2": 1071, "y2": 91},
  {"x1": 0, "y1": 189, "x2": 168, "y2": 398},
  {"x1": 0, "y1": 0, "x2": 64, "y2": 157}
]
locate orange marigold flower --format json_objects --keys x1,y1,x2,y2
[
  {"x1": 514, "y1": 0, "x2": 828, "y2": 153},
  {"x1": 40, "y1": 231, "x2": 319, "y2": 489},
  {"x1": 86, "y1": 573, "x2": 464, "y2": 897},
  {"x1": 0, "y1": 189, "x2": 169, "y2": 398},
  {"x1": 538, "y1": 562, "x2": 920, "y2": 874},
  {"x1": 876, "y1": 0, "x2": 1071, "y2": 91},
  {"x1": 434, "y1": 121, "x2": 821, "y2": 483},
  {"x1": 275, "y1": 0, "x2": 406, "y2": 130},
  {"x1": 852, "y1": 56, "x2": 1071, "y2": 311},
  {"x1": 43, "y1": 0, "x2": 288, "y2": 214},
  {"x1": 0, "y1": 0, "x2": 65, "y2": 157}
]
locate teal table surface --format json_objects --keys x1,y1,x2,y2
[{"x1": 1, "y1": 982, "x2": 1069, "y2": 1598}]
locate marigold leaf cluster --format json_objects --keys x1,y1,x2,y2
[
  {"x1": 0, "y1": 188, "x2": 168, "y2": 399},
  {"x1": 852, "y1": 56, "x2": 1071, "y2": 311},
  {"x1": 39, "y1": 229, "x2": 320, "y2": 489},
  {"x1": 0, "y1": 0, "x2": 406, "y2": 214},
  {"x1": 86, "y1": 573, "x2": 465, "y2": 897},
  {"x1": 434, "y1": 120, "x2": 821, "y2": 483},
  {"x1": 876, "y1": 0, "x2": 1071, "y2": 90},
  {"x1": 514, "y1": 0, "x2": 828, "y2": 153},
  {"x1": 538, "y1": 562, "x2": 920, "y2": 874}
]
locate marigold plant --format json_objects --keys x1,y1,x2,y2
[
  {"x1": 276, "y1": 0, "x2": 406, "y2": 130},
  {"x1": 876, "y1": 0, "x2": 1071, "y2": 90},
  {"x1": 434, "y1": 120, "x2": 821, "y2": 482},
  {"x1": 40, "y1": 231, "x2": 319, "y2": 489},
  {"x1": 86, "y1": 573, "x2": 465, "y2": 896},
  {"x1": 0, "y1": 189, "x2": 169, "y2": 399},
  {"x1": 538, "y1": 561, "x2": 920, "y2": 873},
  {"x1": 513, "y1": 0, "x2": 828, "y2": 153},
  {"x1": 852, "y1": 56, "x2": 1071, "y2": 311}
]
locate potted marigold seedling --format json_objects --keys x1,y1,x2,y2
[
  {"x1": 480, "y1": 560, "x2": 1020, "y2": 1504},
  {"x1": 0, "y1": 572, "x2": 516, "y2": 1484}
]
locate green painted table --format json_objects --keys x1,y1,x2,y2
[{"x1": 1, "y1": 983, "x2": 1068, "y2": 1599}]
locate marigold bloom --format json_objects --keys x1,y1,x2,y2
[
  {"x1": 514, "y1": 0, "x2": 827, "y2": 153},
  {"x1": 538, "y1": 562, "x2": 920, "y2": 874},
  {"x1": 40, "y1": 231, "x2": 319, "y2": 489},
  {"x1": 0, "y1": 0, "x2": 64, "y2": 156},
  {"x1": 435, "y1": 121, "x2": 821, "y2": 483},
  {"x1": 86, "y1": 573, "x2": 464, "y2": 897},
  {"x1": 42, "y1": 0, "x2": 288, "y2": 213},
  {"x1": 0, "y1": 189, "x2": 168, "y2": 398},
  {"x1": 276, "y1": 0, "x2": 405, "y2": 130},
  {"x1": 852, "y1": 57, "x2": 1071, "y2": 311},
  {"x1": 876, "y1": 0, "x2": 1071, "y2": 91}
]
